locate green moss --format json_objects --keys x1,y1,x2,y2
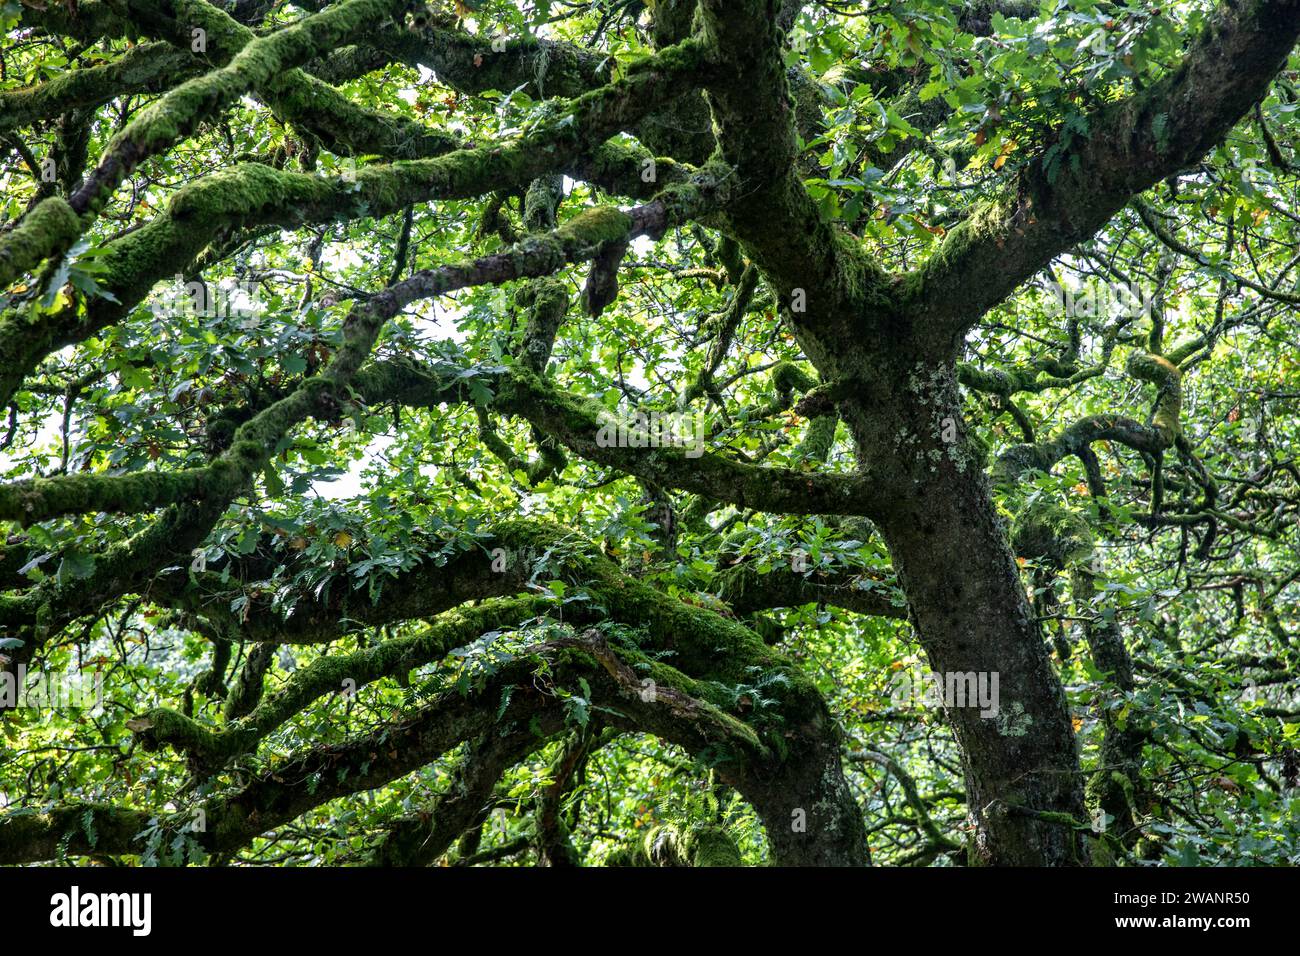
[
  {"x1": 0, "y1": 467, "x2": 229, "y2": 526},
  {"x1": 0, "y1": 43, "x2": 193, "y2": 133},
  {"x1": 991, "y1": 442, "x2": 1055, "y2": 488},
  {"x1": 0, "y1": 198, "x2": 81, "y2": 289},
  {"x1": 136, "y1": 707, "x2": 253, "y2": 759},
  {"x1": 171, "y1": 0, "x2": 250, "y2": 54},
  {"x1": 79, "y1": 0, "x2": 407, "y2": 216},
  {"x1": 1126, "y1": 352, "x2": 1182, "y2": 441},
  {"x1": 771, "y1": 360, "x2": 817, "y2": 395},
  {"x1": 169, "y1": 162, "x2": 305, "y2": 221},
  {"x1": 1011, "y1": 499, "x2": 1094, "y2": 568},
  {"x1": 796, "y1": 415, "x2": 838, "y2": 463},
  {"x1": 138, "y1": 598, "x2": 544, "y2": 764},
  {"x1": 555, "y1": 206, "x2": 634, "y2": 253},
  {"x1": 898, "y1": 194, "x2": 1013, "y2": 312}
]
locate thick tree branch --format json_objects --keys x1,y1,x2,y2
[
  {"x1": 904, "y1": 0, "x2": 1300, "y2": 337},
  {"x1": 0, "y1": 0, "x2": 409, "y2": 289},
  {"x1": 0, "y1": 39, "x2": 710, "y2": 407},
  {"x1": 717, "y1": 563, "x2": 906, "y2": 619}
]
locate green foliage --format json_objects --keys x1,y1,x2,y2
[{"x1": 1, "y1": 0, "x2": 1298, "y2": 868}]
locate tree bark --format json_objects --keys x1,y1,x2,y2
[
  {"x1": 841, "y1": 357, "x2": 1088, "y2": 865},
  {"x1": 731, "y1": 718, "x2": 871, "y2": 866}
]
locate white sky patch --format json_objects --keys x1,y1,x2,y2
[
  {"x1": 311, "y1": 300, "x2": 471, "y2": 500},
  {"x1": 322, "y1": 244, "x2": 363, "y2": 272},
  {"x1": 0, "y1": 413, "x2": 61, "y2": 474},
  {"x1": 313, "y1": 432, "x2": 397, "y2": 500}
]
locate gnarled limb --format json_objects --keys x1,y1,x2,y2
[{"x1": 904, "y1": 0, "x2": 1300, "y2": 336}]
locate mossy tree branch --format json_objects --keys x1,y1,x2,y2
[
  {"x1": 0, "y1": 0, "x2": 411, "y2": 289},
  {"x1": 0, "y1": 193, "x2": 717, "y2": 524},
  {"x1": 904, "y1": 0, "x2": 1300, "y2": 336},
  {"x1": 0, "y1": 39, "x2": 710, "y2": 408}
]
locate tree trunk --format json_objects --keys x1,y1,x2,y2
[
  {"x1": 842, "y1": 357, "x2": 1089, "y2": 865},
  {"x1": 732, "y1": 720, "x2": 872, "y2": 866}
]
